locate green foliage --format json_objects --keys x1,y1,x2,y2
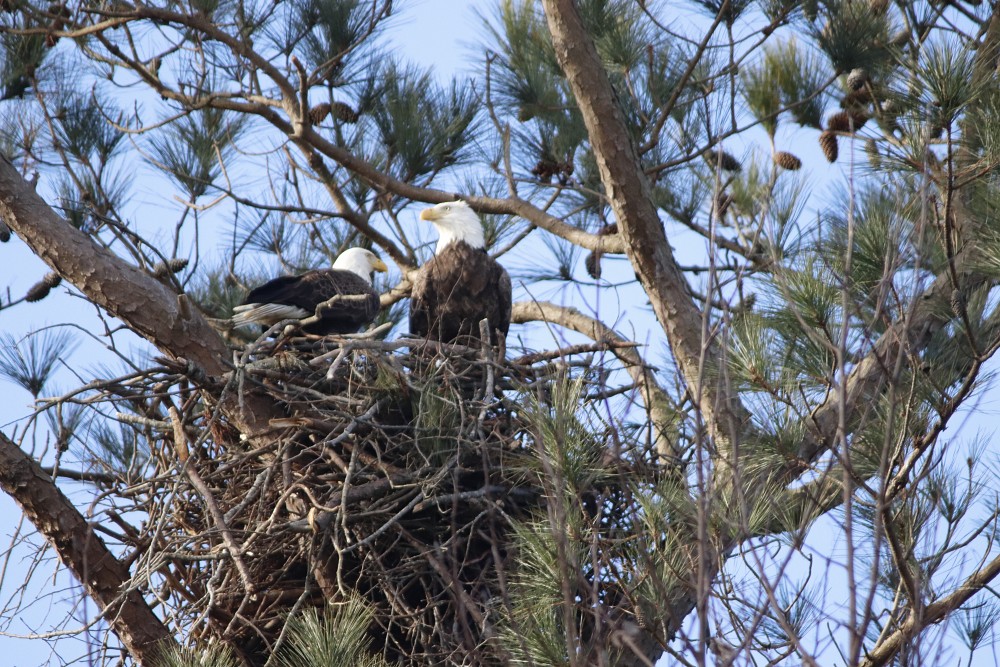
[
  {"x1": 758, "y1": 0, "x2": 804, "y2": 24},
  {"x1": 764, "y1": 257, "x2": 841, "y2": 384},
  {"x1": 368, "y1": 62, "x2": 478, "y2": 180},
  {"x1": 52, "y1": 92, "x2": 125, "y2": 163},
  {"x1": 501, "y1": 516, "x2": 585, "y2": 666},
  {"x1": 85, "y1": 417, "x2": 151, "y2": 478},
  {"x1": 698, "y1": 0, "x2": 752, "y2": 24},
  {"x1": 54, "y1": 167, "x2": 130, "y2": 231},
  {"x1": 154, "y1": 644, "x2": 241, "y2": 667},
  {"x1": 523, "y1": 375, "x2": 610, "y2": 493},
  {"x1": 42, "y1": 397, "x2": 88, "y2": 452},
  {"x1": 277, "y1": 600, "x2": 388, "y2": 667},
  {"x1": 187, "y1": 266, "x2": 247, "y2": 320},
  {"x1": 811, "y1": 0, "x2": 895, "y2": 75},
  {"x1": 820, "y1": 185, "x2": 917, "y2": 311},
  {"x1": 149, "y1": 107, "x2": 247, "y2": 200},
  {"x1": 729, "y1": 313, "x2": 788, "y2": 394},
  {"x1": 576, "y1": 0, "x2": 650, "y2": 72},
  {"x1": 742, "y1": 39, "x2": 826, "y2": 135},
  {"x1": 485, "y1": 0, "x2": 560, "y2": 119},
  {"x1": 958, "y1": 597, "x2": 1000, "y2": 653},
  {"x1": 160, "y1": 599, "x2": 388, "y2": 667},
  {"x1": 0, "y1": 329, "x2": 76, "y2": 398},
  {"x1": 0, "y1": 27, "x2": 46, "y2": 101},
  {"x1": 914, "y1": 38, "x2": 980, "y2": 132},
  {"x1": 289, "y1": 0, "x2": 380, "y2": 85}
]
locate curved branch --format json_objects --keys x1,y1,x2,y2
[
  {"x1": 860, "y1": 546, "x2": 1000, "y2": 667},
  {"x1": 298, "y1": 123, "x2": 626, "y2": 253},
  {"x1": 0, "y1": 431, "x2": 177, "y2": 663},
  {"x1": 512, "y1": 301, "x2": 678, "y2": 465}
]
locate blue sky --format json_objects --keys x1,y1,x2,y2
[{"x1": 3, "y1": 1, "x2": 1000, "y2": 665}]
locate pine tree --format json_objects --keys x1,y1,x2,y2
[{"x1": 2, "y1": 1, "x2": 1000, "y2": 666}]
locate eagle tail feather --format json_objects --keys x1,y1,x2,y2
[{"x1": 231, "y1": 303, "x2": 311, "y2": 328}]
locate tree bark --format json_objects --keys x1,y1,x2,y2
[{"x1": 0, "y1": 431, "x2": 177, "y2": 664}]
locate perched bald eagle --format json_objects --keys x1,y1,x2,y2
[
  {"x1": 410, "y1": 201, "x2": 512, "y2": 346},
  {"x1": 233, "y1": 247, "x2": 387, "y2": 335}
]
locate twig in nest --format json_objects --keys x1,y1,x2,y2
[{"x1": 169, "y1": 407, "x2": 257, "y2": 595}]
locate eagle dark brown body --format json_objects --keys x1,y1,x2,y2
[
  {"x1": 410, "y1": 241, "x2": 512, "y2": 346},
  {"x1": 243, "y1": 269, "x2": 380, "y2": 335}
]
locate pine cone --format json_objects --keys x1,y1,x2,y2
[
  {"x1": 847, "y1": 68, "x2": 868, "y2": 91},
  {"x1": 0, "y1": 221, "x2": 10, "y2": 242},
  {"x1": 558, "y1": 161, "x2": 574, "y2": 185},
  {"x1": 826, "y1": 111, "x2": 851, "y2": 133},
  {"x1": 774, "y1": 151, "x2": 802, "y2": 170},
  {"x1": 25, "y1": 272, "x2": 61, "y2": 302},
  {"x1": 819, "y1": 132, "x2": 839, "y2": 162},
  {"x1": 308, "y1": 102, "x2": 331, "y2": 125},
  {"x1": 869, "y1": 0, "x2": 889, "y2": 14},
  {"x1": 706, "y1": 149, "x2": 741, "y2": 173},
  {"x1": 849, "y1": 111, "x2": 869, "y2": 131},
  {"x1": 584, "y1": 224, "x2": 617, "y2": 279},
  {"x1": 842, "y1": 87, "x2": 873, "y2": 108},
  {"x1": 714, "y1": 192, "x2": 733, "y2": 218},
  {"x1": 153, "y1": 258, "x2": 189, "y2": 279},
  {"x1": 531, "y1": 159, "x2": 559, "y2": 183},
  {"x1": 331, "y1": 101, "x2": 358, "y2": 123},
  {"x1": 584, "y1": 251, "x2": 603, "y2": 280},
  {"x1": 864, "y1": 138, "x2": 881, "y2": 169},
  {"x1": 951, "y1": 289, "x2": 966, "y2": 315}
]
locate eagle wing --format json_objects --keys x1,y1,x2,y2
[
  {"x1": 236, "y1": 269, "x2": 380, "y2": 335},
  {"x1": 308, "y1": 271, "x2": 381, "y2": 335},
  {"x1": 496, "y1": 266, "x2": 512, "y2": 338},
  {"x1": 409, "y1": 265, "x2": 436, "y2": 341}
]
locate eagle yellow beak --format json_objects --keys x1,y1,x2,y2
[
  {"x1": 420, "y1": 207, "x2": 440, "y2": 222},
  {"x1": 372, "y1": 258, "x2": 389, "y2": 273}
]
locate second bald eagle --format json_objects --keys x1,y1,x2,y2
[
  {"x1": 233, "y1": 247, "x2": 387, "y2": 335},
  {"x1": 410, "y1": 200, "x2": 511, "y2": 346}
]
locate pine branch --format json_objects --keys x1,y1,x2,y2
[
  {"x1": 859, "y1": 547, "x2": 1000, "y2": 667},
  {"x1": 0, "y1": 430, "x2": 177, "y2": 662}
]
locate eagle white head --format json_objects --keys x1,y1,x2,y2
[
  {"x1": 419, "y1": 200, "x2": 487, "y2": 253},
  {"x1": 332, "y1": 247, "x2": 388, "y2": 284}
]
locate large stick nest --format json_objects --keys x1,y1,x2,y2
[{"x1": 76, "y1": 332, "x2": 650, "y2": 666}]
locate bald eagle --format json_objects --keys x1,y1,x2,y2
[
  {"x1": 233, "y1": 248, "x2": 388, "y2": 335},
  {"x1": 410, "y1": 201, "x2": 512, "y2": 346}
]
